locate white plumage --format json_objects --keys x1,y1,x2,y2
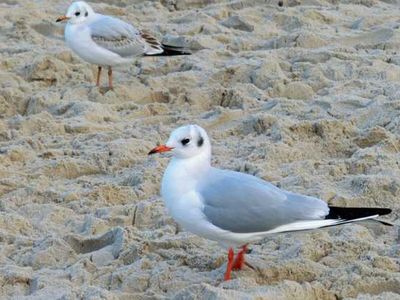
[
  {"x1": 149, "y1": 124, "x2": 391, "y2": 280},
  {"x1": 57, "y1": 1, "x2": 188, "y2": 89}
]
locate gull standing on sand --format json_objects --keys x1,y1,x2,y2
[
  {"x1": 56, "y1": 1, "x2": 189, "y2": 89},
  {"x1": 149, "y1": 125, "x2": 392, "y2": 281}
]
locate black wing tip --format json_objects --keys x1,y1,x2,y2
[
  {"x1": 160, "y1": 43, "x2": 183, "y2": 49},
  {"x1": 326, "y1": 206, "x2": 392, "y2": 219},
  {"x1": 375, "y1": 207, "x2": 392, "y2": 215},
  {"x1": 322, "y1": 206, "x2": 393, "y2": 227},
  {"x1": 152, "y1": 44, "x2": 191, "y2": 56}
]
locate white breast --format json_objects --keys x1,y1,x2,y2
[
  {"x1": 65, "y1": 23, "x2": 128, "y2": 66},
  {"x1": 161, "y1": 160, "x2": 195, "y2": 216},
  {"x1": 160, "y1": 160, "x2": 233, "y2": 245}
]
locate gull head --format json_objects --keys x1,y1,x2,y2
[
  {"x1": 56, "y1": 1, "x2": 95, "y2": 24},
  {"x1": 149, "y1": 125, "x2": 211, "y2": 159}
]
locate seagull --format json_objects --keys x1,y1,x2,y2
[
  {"x1": 56, "y1": 1, "x2": 190, "y2": 89},
  {"x1": 148, "y1": 124, "x2": 392, "y2": 281}
]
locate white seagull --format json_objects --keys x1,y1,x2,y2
[
  {"x1": 149, "y1": 124, "x2": 392, "y2": 281},
  {"x1": 56, "y1": 1, "x2": 189, "y2": 89}
]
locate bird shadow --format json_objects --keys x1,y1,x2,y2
[{"x1": 99, "y1": 86, "x2": 114, "y2": 95}]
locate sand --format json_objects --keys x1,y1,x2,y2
[{"x1": 0, "y1": 0, "x2": 399, "y2": 299}]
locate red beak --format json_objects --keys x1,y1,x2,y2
[{"x1": 148, "y1": 145, "x2": 174, "y2": 155}]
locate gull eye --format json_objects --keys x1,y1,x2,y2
[
  {"x1": 75, "y1": 11, "x2": 80, "y2": 16},
  {"x1": 181, "y1": 138, "x2": 190, "y2": 146},
  {"x1": 85, "y1": 12, "x2": 88, "y2": 17}
]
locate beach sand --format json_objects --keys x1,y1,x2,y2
[{"x1": 0, "y1": 0, "x2": 399, "y2": 299}]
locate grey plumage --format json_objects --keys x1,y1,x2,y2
[
  {"x1": 89, "y1": 15, "x2": 158, "y2": 57},
  {"x1": 200, "y1": 168, "x2": 329, "y2": 233}
]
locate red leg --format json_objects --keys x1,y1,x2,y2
[
  {"x1": 224, "y1": 248, "x2": 235, "y2": 281},
  {"x1": 108, "y1": 66, "x2": 113, "y2": 89},
  {"x1": 96, "y1": 66, "x2": 102, "y2": 87},
  {"x1": 233, "y1": 244, "x2": 248, "y2": 270}
]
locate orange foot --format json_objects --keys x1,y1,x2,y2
[
  {"x1": 232, "y1": 244, "x2": 248, "y2": 270},
  {"x1": 224, "y1": 248, "x2": 235, "y2": 281}
]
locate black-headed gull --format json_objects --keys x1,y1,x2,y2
[
  {"x1": 149, "y1": 124, "x2": 392, "y2": 281},
  {"x1": 56, "y1": 1, "x2": 190, "y2": 89}
]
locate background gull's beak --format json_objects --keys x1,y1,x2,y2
[
  {"x1": 56, "y1": 16, "x2": 70, "y2": 22},
  {"x1": 148, "y1": 145, "x2": 174, "y2": 155}
]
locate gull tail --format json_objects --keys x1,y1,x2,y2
[
  {"x1": 145, "y1": 44, "x2": 191, "y2": 56},
  {"x1": 267, "y1": 206, "x2": 392, "y2": 234}
]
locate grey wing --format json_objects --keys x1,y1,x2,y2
[
  {"x1": 200, "y1": 168, "x2": 329, "y2": 233},
  {"x1": 89, "y1": 15, "x2": 148, "y2": 57}
]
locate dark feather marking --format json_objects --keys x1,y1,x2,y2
[
  {"x1": 326, "y1": 206, "x2": 392, "y2": 226},
  {"x1": 326, "y1": 206, "x2": 391, "y2": 219},
  {"x1": 145, "y1": 44, "x2": 191, "y2": 56},
  {"x1": 140, "y1": 32, "x2": 161, "y2": 46},
  {"x1": 140, "y1": 31, "x2": 190, "y2": 56},
  {"x1": 197, "y1": 136, "x2": 204, "y2": 147}
]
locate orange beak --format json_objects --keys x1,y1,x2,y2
[
  {"x1": 148, "y1": 145, "x2": 174, "y2": 155},
  {"x1": 56, "y1": 15, "x2": 70, "y2": 22}
]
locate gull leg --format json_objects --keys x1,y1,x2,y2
[
  {"x1": 224, "y1": 248, "x2": 235, "y2": 281},
  {"x1": 96, "y1": 66, "x2": 102, "y2": 87},
  {"x1": 233, "y1": 244, "x2": 248, "y2": 270},
  {"x1": 108, "y1": 66, "x2": 113, "y2": 90}
]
